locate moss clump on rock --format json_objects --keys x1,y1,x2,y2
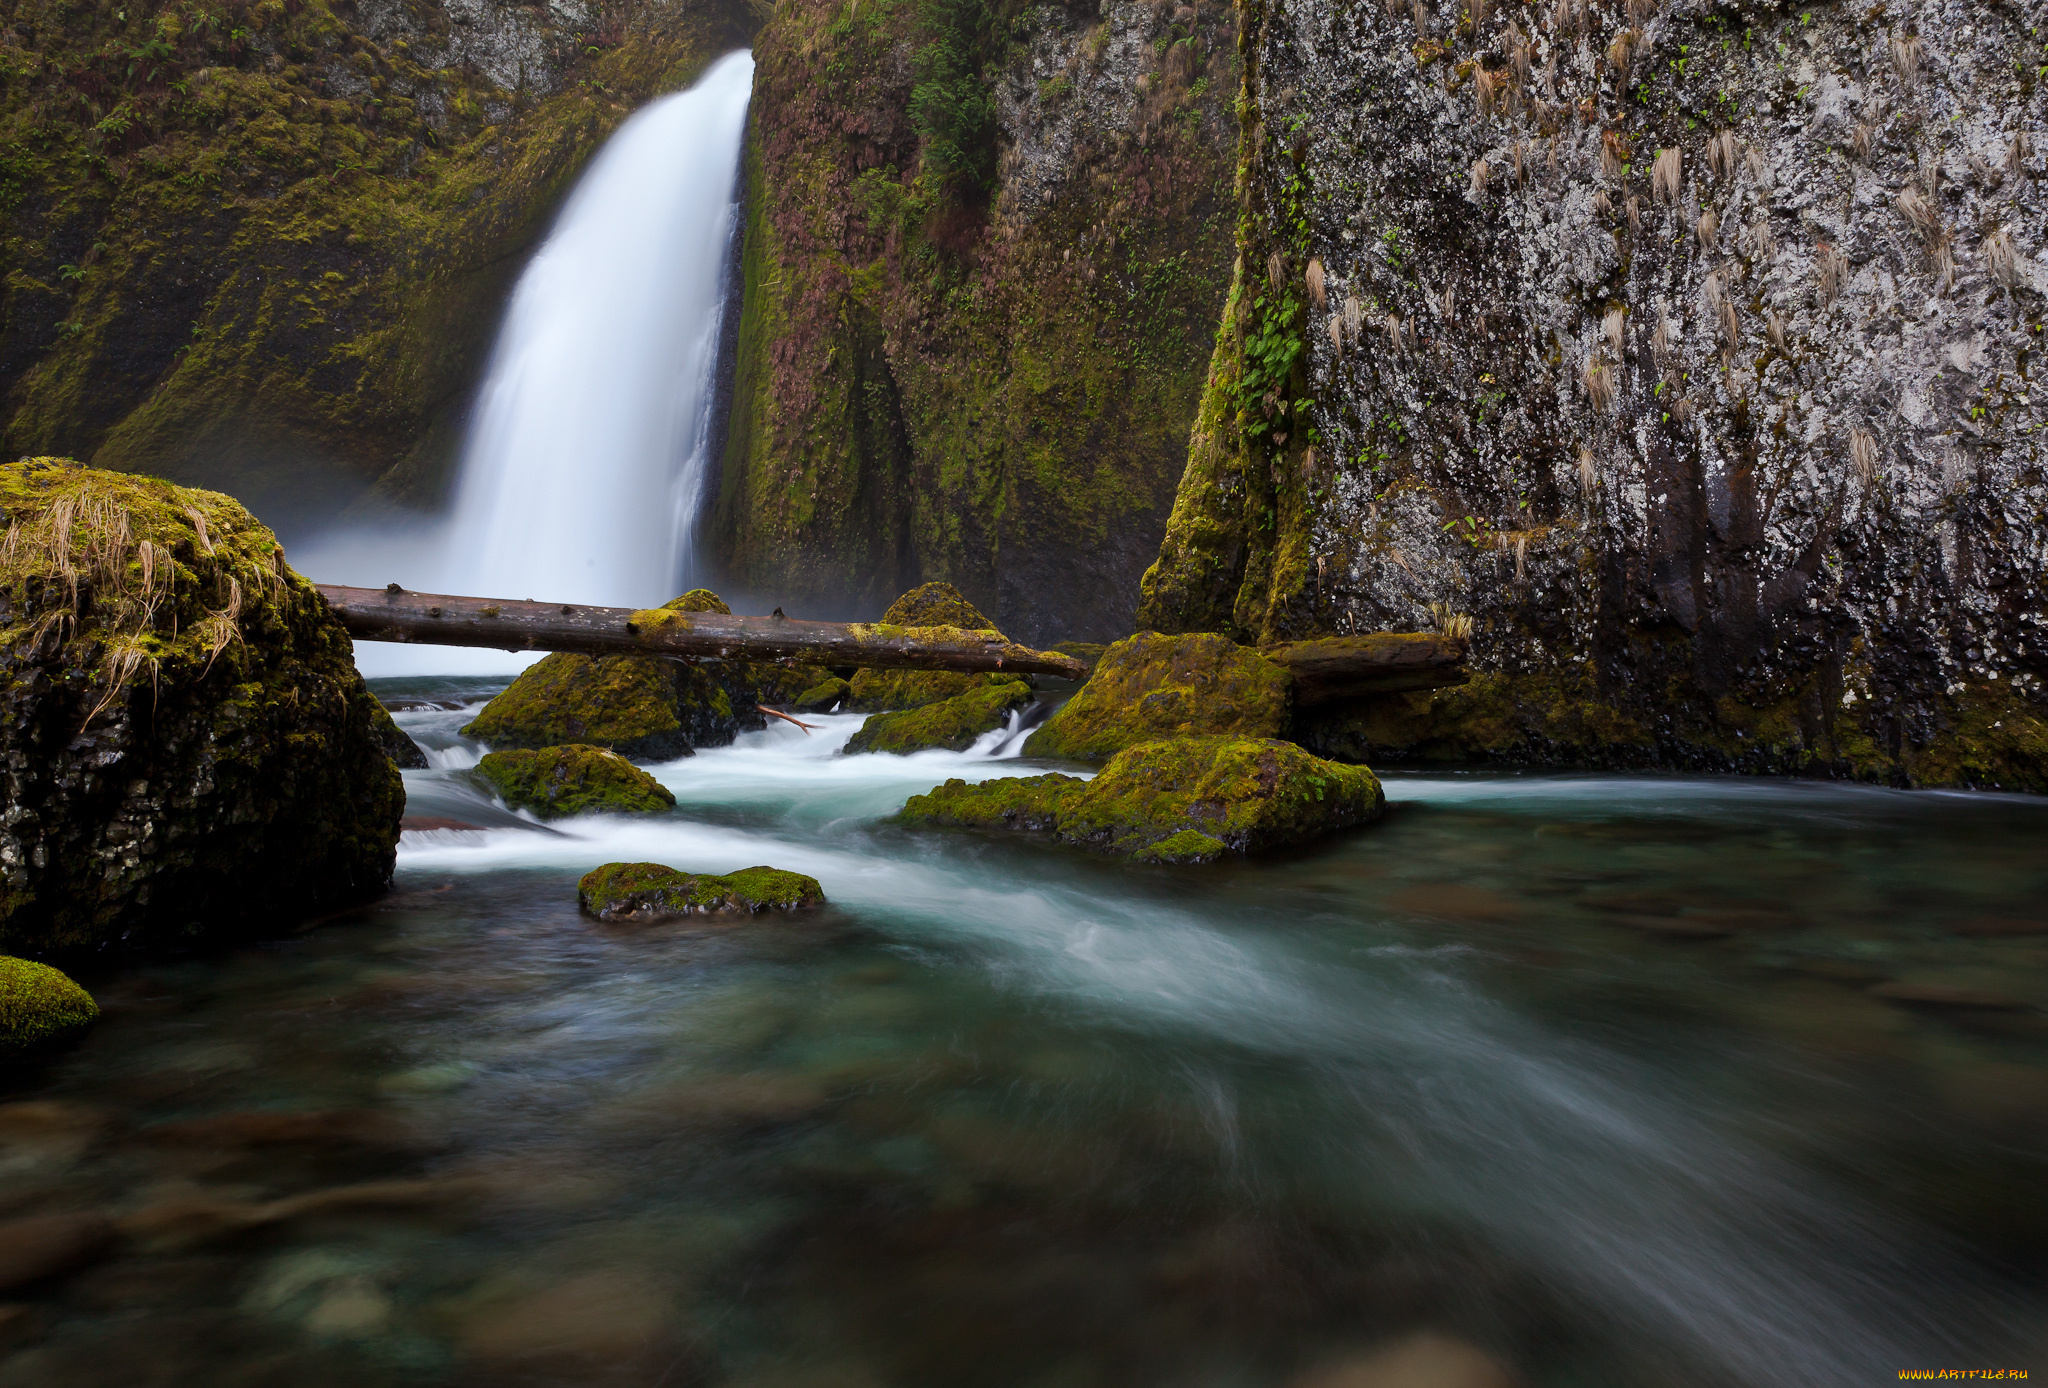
[
  {"x1": 461, "y1": 589, "x2": 765, "y2": 760},
  {"x1": 899, "y1": 736, "x2": 1382, "y2": 860},
  {"x1": 847, "y1": 667, "x2": 995, "y2": 713},
  {"x1": 0, "y1": 957, "x2": 99, "y2": 1055},
  {"x1": 846, "y1": 680, "x2": 1033, "y2": 755},
  {"x1": 882, "y1": 582, "x2": 1000, "y2": 633},
  {"x1": 0, "y1": 459, "x2": 402, "y2": 954},
  {"x1": 577, "y1": 862, "x2": 827, "y2": 919},
  {"x1": 1022, "y1": 632, "x2": 1293, "y2": 761},
  {"x1": 793, "y1": 677, "x2": 853, "y2": 712},
  {"x1": 476, "y1": 746, "x2": 676, "y2": 819}
]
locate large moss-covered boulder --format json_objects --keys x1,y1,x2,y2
[
  {"x1": 0, "y1": 459, "x2": 403, "y2": 954},
  {"x1": 462, "y1": 589, "x2": 764, "y2": 760},
  {"x1": 846, "y1": 584, "x2": 1011, "y2": 712},
  {"x1": 1022, "y1": 633, "x2": 1293, "y2": 761},
  {"x1": 0, "y1": 956, "x2": 99, "y2": 1056},
  {"x1": 578, "y1": 862, "x2": 827, "y2": 919},
  {"x1": 476, "y1": 746, "x2": 676, "y2": 819},
  {"x1": 899, "y1": 737, "x2": 1383, "y2": 862},
  {"x1": 846, "y1": 680, "x2": 1033, "y2": 755}
]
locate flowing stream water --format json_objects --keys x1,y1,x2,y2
[
  {"x1": 292, "y1": 51, "x2": 755, "y2": 676},
  {"x1": 4, "y1": 685, "x2": 2044, "y2": 1387}
]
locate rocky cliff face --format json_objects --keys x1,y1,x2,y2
[
  {"x1": 0, "y1": 0, "x2": 750, "y2": 527},
  {"x1": 711, "y1": 0, "x2": 1240, "y2": 645},
  {"x1": 1138, "y1": 0, "x2": 2048, "y2": 788}
]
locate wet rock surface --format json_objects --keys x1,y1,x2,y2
[
  {"x1": 1137, "y1": 0, "x2": 2048, "y2": 789},
  {"x1": 901, "y1": 735, "x2": 1384, "y2": 860},
  {"x1": 1023, "y1": 631, "x2": 1293, "y2": 760},
  {"x1": 0, "y1": 460, "x2": 402, "y2": 955},
  {"x1": 577, "y1": 862, "x2": 828, "y2": 918},
  {"x1": 475, "y1": 746, "x2": 677, "y2": 819}
]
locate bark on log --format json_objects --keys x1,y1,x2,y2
[
  {"x1": 316, "y1": 585, "x2": 1092, "y2": 680},
  {"x1": 1261, "y1": 633, "x2": 1469, "y2": 705}
]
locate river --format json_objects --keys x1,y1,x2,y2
[{"x1": 2, "y1": 678, "x2": 2042, "y2": 1387}]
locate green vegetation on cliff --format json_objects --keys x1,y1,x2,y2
[
  {"x1": 899, "y1": 735, "x2": 1382, "y2": 860},
  {"x1": 0, "y1": 457, "x2": 401, "y2": 952},
  {"x1": 0, "y1": 0, "x2": 751, "y2": 510}
]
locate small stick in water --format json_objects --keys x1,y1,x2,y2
[{"x1": 757, "y1": 705, "x2": 818, "y2": 734}]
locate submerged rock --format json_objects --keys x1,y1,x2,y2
[
  {"x1": 370, "y1": 703, "x2": 429, "y2": 769},
  {"x1": 0, "y1": 956, "x2": 99, "y2": 1056},
  {"x1": 845, "y1": 680, "x2": 1033, "y2": 755},
  {"x1": 899, "y1": 737, "x2": 1382, "y2": 861},
  {"x1": 476, "y1": 746, "x2": 676, "y2": 819},
  {"x1": 578, "y1": 862, "x2": 828, "y2": 919},
  {"x1": 1022, "y1": 632, "x2": 1292, "y2": 761},
  {"x1": 0, "y1": 459, "x2": 402, "y2": 954},
  {"x1": 462, "y1": 588, "x2": 763, "y2": 760}
]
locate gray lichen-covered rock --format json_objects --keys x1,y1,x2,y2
[
  {"x1": 1137, "y1": 0, "x2": 2048, "y2": 789},
  {"x1": 0, "y1": 459, "x2": 403, "y2": 954}
]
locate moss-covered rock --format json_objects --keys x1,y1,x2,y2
[
  {"x1": 1050, "y1": 641, "x2": 1108, "y2": 669},
  {"x1": 881, "y1": 582, "x2": 1000, "y2": 633},
  {"x1": 0, "y1": 459, "x2": 402, "y2": 954},
  {"x1": 476, "y1": 746, "x2": 676, "y2": 819},
  {"x1": 846, "y1": 680, "x2": 1033, "y2": 755},
  {"x1": 577, "y1": 861, "x2": 827, "y2": 919},
  {"x1": 899, "y1": 737, "x2": 1383, "y2": 860},
  {"x1": 0, "y1": 956, "x2": 99, "y2": 1055},
  {"x1": 371, "y1": 703, "x2": 430, "y2": 770},
  {"x1": 847, "y1": 667, "x2": 1003, "y2": 714},
  {"x1": 461, "y1": 589, "x2": 765, "y2": 759},
  {"x1": 1022, "y1": 633, "x2": 1293, "y2": 762},
  {"x1": 792, "y1": 677, "x2": 853, "y2": 713}
]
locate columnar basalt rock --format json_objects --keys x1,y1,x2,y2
[
  {"x1": 1138, "y1": 0, "x2": 2048, "y2": 789},
  {"x1": 0, "y1": 459, "x2": 402, "y2": 955}
]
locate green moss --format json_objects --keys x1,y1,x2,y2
[
  {"x1": 0, "y1": 956, "x2": 99, "y2": 1054},
  {"x1": 1131, "y1": 829, "x2": 1228, "y2": 864},
  {"x1": 577, "y1": 861, "x2": 827, "y2": 919},
  {"x1": 881, "y1": 581, "x2": 999, "y2": 632},
  {"x1": 462, "y1": 651, "x2": 689, "y2": 761},
  {"x1": 1022, "y1": 632, "x2": 1293, "y2": 761},
  {"x1": 1050, "y1": 641, "x2": 1107, "y2": 668},
  {"x1": 665, "y1": 589, "x2": 734, "y2": 615},
  {"x1": 793, "y1": 676, "x2": 853, "y2": 711},
  {"x1": 475, "y1": 745, "x2": 677, "y2": 819},
  {"x1": 898, "y1": 736, "x2": 1383, "y2": 860},
  {"x1": 847, "y1": 666, "x2": 1000, "y2": 712},
  {"x1": 845, "y1": 678, "x2": 1031, "y2": 754}
]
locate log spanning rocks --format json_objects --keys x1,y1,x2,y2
[
  {"x1": 316, "y1": 582, "x2": 1089, "y2": 679},
  {"x1": 899, "y1": 738, "x2": 1386, "y2": 864},
  {"x1": 0, "y1": 459, "x2": 402, "y2": 956}
]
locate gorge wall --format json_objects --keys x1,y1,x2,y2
[
  {"x1": 0, "y1": 0, "x2": 750, "y2": 527},
  {"x1": 1138, "y1": 0, "x2": 2048, "y2": 788},
  {"x1": 711, "y1": 0, "x2": 1241, "y2": 644}
]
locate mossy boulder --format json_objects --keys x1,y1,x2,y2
[
  {"x1": 845, "y1": 680, "x2": 1034, "y2": 755},
  {"x1": 577, "y1": 862, "x2": 827, "y2": 919},
  {"x1": 844, "y1": 585, "x2": 1014, "y2": 712},
  {"x1": 1050, "y1": 641, "x2": 1108, "y2": 670},
  {"x1": 792, "y1": 677, "x2": 853, "y2": 713},
  {"x1": 476, "y1": 746, "x2": 677, "y2": 819},
  {"x1": 0, "y1": 459, "x2": 403, "y2": 954},
  {"x1": 0, "y1": 957, "x2": 99, "y2": 1056},
  {"x1": 881, "y1": 582, "x2": 1000, "y2": 633},
  {"x1": 898, "y1": 737, "x2": 1384, "y2": 861},
  {"x1": 461, "y1": 589, "x2": 764, "y2": 760},
  {"x1": 1022, "y1": 632, "x2": 1293, "y2": 761},
  {"x1": 370, "y1": 703, "x2": 429, "y2": 770}
]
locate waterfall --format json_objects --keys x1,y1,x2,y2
[{"x1": 298, "y1": 51, "x2": 755, "y2": 676}]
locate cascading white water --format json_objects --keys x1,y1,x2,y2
[{"x1": 296, "y1": 51, "x2": 755, "y2": 676}]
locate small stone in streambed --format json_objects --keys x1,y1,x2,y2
[
  {"x1": 791, "y1": 676, "x2": 851, "y2": 712},
  {"x1": 400, "y1": 815, "x2": 486, "y2": 832},
  {"x1": 845, "y1": 679, "x2": 1032, "y2": 755},
  {"x1": 578, "y1": 862, "x2": 827, "y2": 920},
  {"x1": 476, "y1": 745, "x2": 676, "y2": 819},
  {"x1": 0, "y1": 957, "x2": 99, "y2": 1057},
  {"x1": 1869, "y1": 981, "x2": 2035, "y2": 1011},
  {"x1": 1290, "y1": 1333, "x2": 1517, "y2": 1388},
  {"x1": 897, "y1": 736, "x2": 1384, "y2": 862},
  {"x1": 1951, "y1": 916, "x2": 2048, "y2": 937},
  {"x1": 0, "y1": 1212, "x2": 114, "y2": 1294}
]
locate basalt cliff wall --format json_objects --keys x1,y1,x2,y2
[
  {"x1": 0, "y1": 0, "x2": 751, "y2": 527},
  {"x1": 710, "y1": 0, "x2": 1240, "y2": 645},
  {"x1": 1138, "y1": 0, "x2": 2048, "y2": 788}
]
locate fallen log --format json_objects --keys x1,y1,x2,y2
[
  {"x1": 315, "y1": 584, "x2": 1092, "y2": 680},
  {"x1": 1261, "y1": 633, "x2": 1469, "y2": 706}
]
